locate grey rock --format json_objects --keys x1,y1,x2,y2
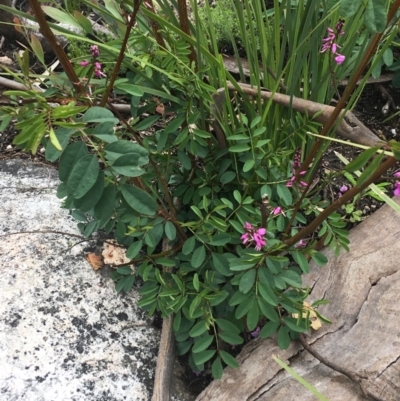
[{"x1": 0, "y1": 160, "x2": 193, "y2": 401}]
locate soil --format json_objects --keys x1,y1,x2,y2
[{"x1": 1, "y1": 26, "x2": 400, "y2": 399}]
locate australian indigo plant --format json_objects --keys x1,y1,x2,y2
[{"x1": 0, "y1": 0, "x2": 400, "y2": 380}]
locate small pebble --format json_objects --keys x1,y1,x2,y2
[
  {"x1": 6, "y1": 144, "x2": 12, "y2": 150},
  {"x1": 40, "y1": 147, "x2": 45, "y2": 153},
  {"x1": 391, "y1": 128, "x2": 397, "y2": 136}
]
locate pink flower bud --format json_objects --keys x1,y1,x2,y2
[
  {"x1": 80, "y1": 61, "x2": 89, "y2": 66},
  {"x1": 90, "y1": 45, "x2": 100, "y2": 57},
  {"x1": 394, "y1": 183, "x2": 400, "y2": 197},
  {"x1": 272, "y1": 207, "x2": 282, "y2": 215}
]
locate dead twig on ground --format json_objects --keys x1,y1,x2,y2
[{"x1": 0, "y1": 229, "x2": 126, "y2": 248}]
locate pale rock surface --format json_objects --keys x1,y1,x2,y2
[
  {"x1": 197, "y1": 195, "x2": 400, "y2": 401},
  {"x1": 0, "y1": 160, "x2": 192, "y2": 401}
]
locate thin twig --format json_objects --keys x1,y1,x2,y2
[
  {"x1": 0, "y1": 230, "x2": 125, "y2": 247},
  {"x1": 298, "y1": 334, "x2": 385, "y2": 401},
  {"x1": 338, "y1": 74, "x2": 395, "y2": 86}
]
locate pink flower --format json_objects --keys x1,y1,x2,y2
[
  {"x1": 338, "y1": 184, "x2": 348, "y2": 197},
  {"x1": 241, "y1": 223, "x2": 267, "y2": 251},
  {"x1": 272, "y1": 206, "x2": 282, "y2": 215},
  {"x1": 334, "y1": 54, "x2": 345, "y2": 65},
  {"x1": 295, "y1": 239, "x2": 307, "y2": 248},
  {"x1": 241, "y1": 232, "x2": 251, "y2": 245},
  {"x1": 394, "y1": 183, "x2": 400, "y2": 197},
  {"x1": 394, "y1": 172, "x2": 400, "y2": 196},
  {"x1": 93, "y1": 62, "x2": 106, "y2": 78},
  {"x1": 80, "y1": 61, "x2": 89, "y2": 66},
  {"x1": 90, "y1": 45, "x2": 100, "y2": 57},
  {"x1": 244, "y1": 222, "x2": 253, "y2": 230}
]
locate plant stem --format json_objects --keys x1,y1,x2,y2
[
  {"x1": 144, "y1": 0, "x2": 167, "y2": 48},
  {"x1": 284, "y1": 156, "x2": 397, "y2": 249},
  {"x1": 177, "y1": 0, "x2": 196, "y2": 69},
  {"x1": 27, "y1": 0, "x2": 86, "y2": 95},
  {"x1": 108, "y1": 104, "x2": 186, "y2": 237},
  {"x1": 100, "y1": 0, "x2": 142, "y2": 107}
]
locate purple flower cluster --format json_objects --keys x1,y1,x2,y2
[
  {"x1": 287, "y1": 149, "x2": 307, "y2": 188},
  {"x1": 394, "y1": 172, "x2": 400, "y2": 196},
  {"x1": 321, "y1": 20, "x2": 345, "y2": 65},
  {"x1": 79, "y1": 45, "x2": 106, "y2": 78},
  {"x1": 241, "y1": 222, "x2": 267, "y2": 251}
]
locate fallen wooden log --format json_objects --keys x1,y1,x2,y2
[{"x1": 212, "y1": 83, "x2": 384, "y2": 148}]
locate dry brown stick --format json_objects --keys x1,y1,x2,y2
[
  {"x1": 220, "y1": 54, "x2": 394, "y2": 89},
  {"x1": 0, "y1": 76, "x2": 42, "y2": 91},
  {"x1": 298, "y1": 334, "x2": 385, "y2": 401},
  {"x1": 152, "y1": 292, "x2": 175, "y2": 401},
  {"x1": 0, "y1": 229, "x2": 126, "y2": 247},
  {"x1": 224, "y1": 83, "x2": 383, "y2": 147},
  {"x1": 152, "y1": 198, "x2": 181, "y2": 401},
  {"x1": 211, "y1": 82, "x2": 383, "y2": 148},
  {"x1": 338, "y1": 74, "x2": 395, "y2": 86},
  {"x1": 221, "y1": 55, "x2": 287, "y2": 92}
]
